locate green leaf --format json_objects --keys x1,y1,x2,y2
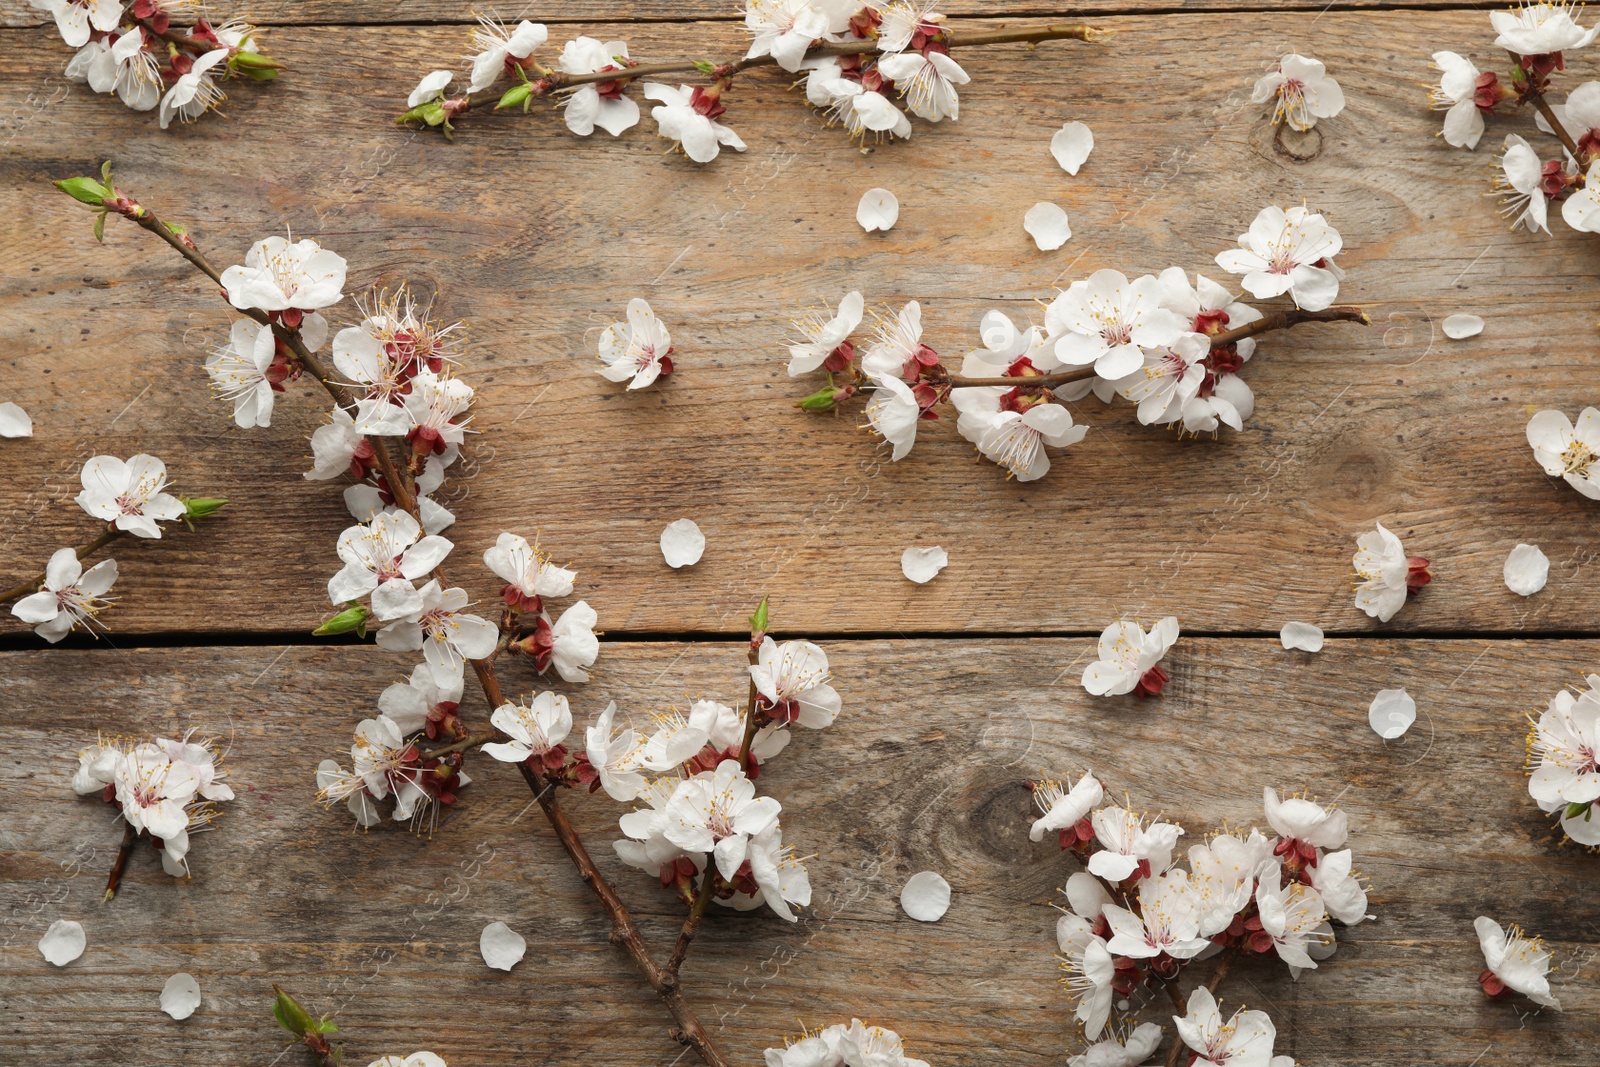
[
  {"x1": 315, "y1": 604, "x2": 371, "y2": 638},
  {"x1": 271, "y1": 987, "x2": 316, "y2": 1038},
  {"x1": 798, "y1": 385, "x2": 839, "y2": 412},
  {"x1": 99, "y1": 159, "x2": 114, "y2": 187},
  {"x1": 54, "y1": 176, "x2": 109, "y2": 207},
  {"x1": 749, "y1": 597, "x2": 769, "y2": 635},
  {"x1": 92, "y1": 211, "x2": 106, "y2": 244},
  {"x1": 496, "y1": 84, "x2": 533, "y2": 110},
  {"x1": 1565, "y1": 801, "x2": 1592, "y2": 820},
  {"x1": 394, "y1": 102, "x2": 444, "y2": 126}
]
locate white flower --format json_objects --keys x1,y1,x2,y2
[
  {"x1": 1527, "y1": 685, "x2": 1600, "y2": 828},
  {"x1": 743, "y1": 0, "x2": 840, "y2": 72},
  {"x1": 483, "y1": 532, "x2": 575, "y2": 610},
  {"x1": 400, "y1": 369, "x2": 474, "y2": 453},
  {"x1": 220, "y1": 235, "x2": 348, "y2": 314},
  {"x1": 952, "y1": 395, "x2": 1088, "y2": 482},
  {"x1": 877, "y1": 49, "x2": 969, "y2": 122},
  {"x1": 408, "y1": 69, "x2": 452, "y2": 108},
  {"x1": 582, "y1": 702, "x2": 647, "y2": 801},
  {"x1": 1067, "y1": 1023, "x2": 1163, "y2": 1067},
  {"x1": 1252, "y1": 53, "x2": 1344, "y2": 131},
  {"x1": 749, "y1": 636, "x2": 841, "y2": 727},
  {"x1": 112, "y1": 743, "x2": 198, "y2": 844},
  {"x1": 1540, "y1": 79, "x2": 1600, "y2": 147},
  {"x1": 47, "y1": 0, "x2": 121, "y2": 48},
  {"x1": 743, "y1": 822, "x2": 812, "y2": 921},
  {"x1": 1262, "y1": 787, "x2": 1348, "y2": 850},
  {"x1": 1048, "y1": 269, "x2": 1187, "y2": 381},
  {"x1": 316, "y1": 758, "x2": 381, "y2": 827},
  {"x1": 205, "y1": 319, "x2": 277, "y2": 428},
  {"x1": 75, "y1": 453, "x2": 186, "y2": 538},
  {"x1": 1214, "y1": 206, "x2": 1343, "y2": 311},
  {"x1": 1174, "y1": 985, "x2": 1278, "y2": 1065},
  {"x1": 663, "y1": 759, "x2": 782, "y2": 878},
  {"x1": 158, "y1": 48, "x2": 228, "y2": 129},
  {"x1": 546, "y1": 600, "x2": 600, "y2": 682},
  {"x1": 1056, "y1": 900, "x2": 1117, "y2": 1040},
  {"x1": 862, "y1": 374, "x2": 921, "y2": 460},
  {"x1": 1081, "y1": 616, "x2": 1179, "y2": 698},
  {"x1": 1476, "y1": 915, "x2": 1560, "y2": 1008},
  {"x1": 1188, "y1": 830, "x2": 1271, "y2": 936},
  {"x1": 343, "y1": 715, "x2": 432, "y2": 823},
  {"x1": 483, "y1": 693, "x2": 573, "y2": 764},
  {"x1": 787, "y1": 290, "x2": 863, "y2": 375},
  {"x1": 328, "y1": 510, "x2": 453, "y2": 620},
  {"x1": 1086, "y1": 806, "x2": 1183, "y2": 882},
  {"x1": 367, "y1": 1053, "x2": 447, "y2": 1067},
  {"x1": 1253, "y1": 861, "x2": 1328, "y2": 971},
  {"x1": 334, "y1": 288, "x2": 462, "y2": 405},
  {"x1": 1029, "y1": 772, "x2": 1103, "y2": 842},
  {"x1": 375, "y1": 581, "x2": 499, "y2": 688},
  {"x1": 556, "y1": 37, "x2": 642, "y2": 136},
  {"x1": 1562, "y1": 160, "x2": 1600, "y2": 231},
  {"x1": 860, "y1": 300, "x2": 928, "y2": 379},
  {"x1": 876, "y1": 0, "x2": 943, "y2": 53},
  {"x1": 1158, "y1": 267, "x2": 1262, "y2": 358},
  {"x1": 1496, "y1": 134, "x2": 1554, "y2": 234},
  {"x1": 812, "y1": 73, "x2": 912, "y2": 142},
  {"x1": 1117, "y1": 332, "x2": 1210, "y2": 426},
  {"x1": 1429, "y1": 52, "x2": 1487, "y2": 150},
  {"x1": 1351, "y1": 521, "x2": 1414, "y2": 622},
  {"x1": 156, "y1": 731, "x2": 233, "y2": 803},
  {"x1": 304, "y1": 407, "x2": 363, "y2": 480},
  {"x1": 12, "y1": 548, "x2": 117, "y2": 642},
  {"x1": 378, "y1": 662, "x2": 463, "y2": 737},
  {"x1": 1527, "y1": 407, "x2": 1600, "y2": 497},
  {"x1": 1492, "y1": 2, "x2": 1597, "y2": 56},
  {"x1": 1103, "y1": 869, "x2": 1210, "y2": 960},
  {"x1": 643, "y1": 83, "x2": 746, "y2": 163},
  {"x1": 598, "y1": 298, "x2": 673, "y2": 389},
  {"x1": 1309, "y1": 848, "x2": 1370, "y2": 926},
  {"x1": 468, "y1": 16, "x2": 547, "y2": 93},
  {"x1": 85, "y1": 30, "x2": 162, "y2": 111}
]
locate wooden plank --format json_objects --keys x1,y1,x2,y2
[
  {"x1": 2, "y1": 637, "x2": 1596, "y2": 1065},
  {"x1": 0, "y1": 1, "x2": 1508, "y2": 30},
  {"x1": 5, "y1": 13, "x2": 1599, "y2": 638}
]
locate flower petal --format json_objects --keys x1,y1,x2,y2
[
  {"x1": 1050, "y1": 121, "x2": 1094, "y2": 175},
  {"x1": 1368, "y1": 688, "x2": 1417, "y2": 739},
  {"x1": 479, "y1": 921, "x2": 526, "y2": 971},
  {"x1": 660, "y1": 518, "x2": 706, "y2": 568},
  {"x1": 1023, "y1": 201, "x2": 1072, "y2": 250},
  {"x1": 1504, "y1": 543, "x2": 1550, "y2": 596},
  {"x1": 160, "y1": 973, "x2": 202, "y2": 1020},
  {"x1": 856, "y1": 187, "x2": 899, "y2": 232},
  {"x1": 900, "y1": 545, "x2": 948, "y2": 584},
  {"x1": 899, "y1": 870, "x2": 951, "y2": 922}
]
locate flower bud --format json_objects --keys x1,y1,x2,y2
[
  {"x1": 314, "y1": 603, "x2": 372, "y2": 637},
  {"x1": 798, "y1": 385, "x2": 840, "y2": 411},
  {"x1": 180, "y1": 496, "x2": 229, "y2": 528},
  {"x1": 497, "y1": 84, "x2": 533, "y2": 111},
  {"x1": 54, "y1": 176, "x2": 110, "y2": 207}
]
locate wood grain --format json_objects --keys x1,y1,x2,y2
[
  {"x1": 2, "y1": 637, "x2": 1596, "y2": 1066},
  {"x1": 6, "y1": 13, "x2": 1593, "y2": 638}
]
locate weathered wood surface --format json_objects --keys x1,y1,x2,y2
[
  {"x1": 0, "y1": 0, "x2": 1509, "y2": 28},
  {"x1": 2, "y1": 638, "x2": 1596, "y2": 1065},
  {"x1": 5, "y1": 14, "x2": 1597, "y2": 637}
]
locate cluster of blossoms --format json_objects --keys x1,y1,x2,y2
[
  {"x1": 37, "y1": 0, "x2": 279, "y2": 127},
  {"x1": 1430, "y1": 3, "x2": 1600, "y2": 233},
  {"x1": 1028, "y1": 774, "x2": 1369, "y2": 1059},
  {"x1": 788, "y1": 206, "x2": 1355, "y2": 480},
  {"x1": 1525, "y1": 673, "x2": 1600, "y2": 846},
  {"x1": 71, "y1": 731, "x2": 233, "y2": 879},
  {"x1": 397, "y1": 5, "x2": 1106, "y2": 152},
  {"x1": 763, "y1": 1018, "x2": 930, "y2": 1067}
]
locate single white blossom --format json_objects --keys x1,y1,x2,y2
[
  {"x1": 205, "y1": 319, "x2": 277, "y2": 428},
  {"x1": 1086, "y1": 806, "x2": 1183, "y2": 882},
  {"x1": 862, "y1": 374, "x2": 921, "y2": 460},
  {"x1": 1262, "y1": 787, "x2": 1348, "y2": 849},
  {"x1": 1029, "y1": 772, "x2": 1103, "y2": 842},
  {"x1": 787, "y1": 290, "x2": 863, "y2": 375},
  {"x1": 1253, "y1": 860, "x2": 1329, "y2": 971},
  {"x1": 546, "y1": 600, "x2": 600, "y2": 682},
  {"x1": 643, "y1": 83, "x2": 746, "y2": 163},
  {"x1": 408, "y1": 69, "x2": 452, "y2": 108},
  {"x1": 47, "y1": 0, "x2": 121, "y2": 49},
  {"x1": 1048, "y1": 269, "x2": 1187, "y2": 381},
  {"x1": 598, "y1": 298, "x2": 673, "y2": 389},
  {"x1": 1492, "y1": 2, "x2": 1597, "y2": 56},
  {"x1": 468, "y1": 16, "x2": 547, "y2": 93},
  {"x1": 157, "y1": 48, "x2": 229, "y2": 129},
  {"x1": 1104, "y1": 869, "x2": 1210, "y2": 960},
  {"x1": 1081, "y1": 617, "x2": 1179, "y2": 698},
  {"x1": 877, "y1": 49, "x2": 969, "y2": 122},
  {"x1": 556, "y1": 38, "x2": 642, "y2": 136},
  {"x1": 812, "y1": 72, "x2": 912, "y2": 142},
  {"x1": 400, "y1": 369, "x2": 474, "y2": 450},
  {"x1": 75, "y1": 453, "x2": 185, "y2": 538},
  {"x1": 583, "y1": 702, "x2": 647, "y2": 801},
  {"x1": 328, "y1": 509, "x2": 453, "y2": 620},
  {"x1": 749, "y1": 635, "x2": 841, "y2": 728},
  {"x1": 1496, "y1": 134, "x2": 1555, "y2": 234},
  {"x1": 483, "y1": 693, "x2": 573, "y2": 764},
  {"x1": 663, "y1": 758, "x2": 782, "y2": 879},
  {"x1": 1174, "y1": 985, "x2": 1278, "y2": 1065},
  {"x1": 1527, "y1": 407, "x2": 1600, "y2": 497},
  {"x1": 1476, "y1": 915, "x2": 1560, "y2": 1008},
  {"x1": 1351, "y1": 521, "x2": 1415, "y2": 622},
  {"x1": 743, "y1": 0, "x2": 844, "y2": 72},
  {"x1": 220, "y1": 235, "x2": 347, "y2": 315},
  {"x1": 1253, "y1": 53, "x2": 1345, "y2": 131},
  {"x1": 375, "y1": 581, "x2": 498, "y2": 688},
  {"x1": 304, "y1": 407, "x2": 363, "y2": 480},
  {"x1": 1067, "y1": 1023, "x2": 1163, "y2": 1067},
  {"x1": 1214, "y1": 205, "x2": 1343, "y2": 311},
  {"x1": 11, "y1": 548, "x2": 117, "y2": 643},
  {"x1": 1429, "y1": 51, "x2": 1487, "y2": 149},
  {"x1": 482, "y1": 532, "x2": 576, "y2": 607}
]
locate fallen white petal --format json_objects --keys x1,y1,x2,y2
[
  {"x1": 900, "y1": 870, "x2": 951, "y2": 922},
  {"x1": 0, "y1": 401, "x2": 32, "y2": 438},
  {"x1": 1368, "y1": 688, "x2": 1416, "y2": 740},
  {"x1": 900, "y1": 546, "x2": 948, "y2": 584},
  {"x1": 39, "y1": 919, "x2": 85, "y2": 966},
  {"x1": 1279, "y1": 621, "x2": 1325, "y2": 653},
  {"x1": 660, "y1": 518, "x2": 706, "y2": 568},
  {"x1": 1050, "y1": 121, "x2": 1094, "y2": 175},
  {"x1": 160, "y1": 973, "x2": 202, "y2": 1020},
  {"x1": 1023, "y1": 202, "x2": 1072, "y2": 250},
  {"x1": 857, "y1": 187, "x2": 899, "y2": 232},
  {"x1": 479, "y1": 921, "x2": 526, "y2": 971},
  {"x1": 1504, "y1": 543, "x2": 1549, "y2": 596},
  {"x1": 1442, "y1": 313, "x2": 1484, "y2": 340}
]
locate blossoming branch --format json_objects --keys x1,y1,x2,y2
[
  {"x1": 396, "y1": 4, "x2": 1110, "y2": 151},
  {"x1": 35, "y1": 0, "x2": 280, "y2": 128},
  {"x1": 1429, "y1": 2, "x2": 1600, "y2": 234},
  {"x1": 779, "y1": 205, "x2": 1369, "y2": 481}
]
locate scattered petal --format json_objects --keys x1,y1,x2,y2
[
  {"x1": 660, "y1": 518, "x2": 706, "y2": 569},
  {"x1": 160, "y1": 973, "x2": 202, "y2": 1020},
  {"x1": 0, "y1": 402, "x2": 31, "y2": 438},
  {"x1": 479, "y1": 921, "x2": 526, "y2": 971},
  {"x1": 1504, "y1": 543, "x2": 1549, "y2": 596},
  {"x1": 39, "y1": 919, "x2": 85, "y2": 966},
  {"x1": 1024, "y1": 202, "x2": 1072, "y2": 250},
  {"x1": 900, "y1": 546, "x2": 948, "y2": 584},
  {"x1": 1443, "y1": 313, "x2": 1484, "y2": 339},
  {"x1": 857, "y1": 187, "x2": 899, "y2": 232},
  {"x1": 900, "y1": 870, "x2": 951, "y2": 922},
  {"x1": 1279, "y1": 621, "x2": 1325, "y2": 652},
  {"x1": 1368, "y1": 688, "x2": 1416, "y2": 740},
  {"x1": 1050, "y1": 121, "x2": 1094, "y2": 175}
]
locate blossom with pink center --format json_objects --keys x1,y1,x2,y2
[
  {"x1": 328, "y1": 509, "x2": 453, "y2": 621},
  {"x1": 375, "y1": 580, "x2": 499, "y2": 688},
  {"x1": 1047, "y1": 269, "x2": 1187, "y2": 381},
  {"x1": 75, "y1": 453, "x2": 186, "y2": 538},
  {"x1": 11, "y1": 548, "x2": 118, "y2": 643},
  {"x1": 1214, "y1": 205, "x2": 1343, "y2": 310},
  {"x1": 662, "y1": 758, "x2": 783, "y2": 879},
  {"x1": 1103, "y1": 869, "x2": 1210, "y2": 960},
  {"x1": 1252, "y1": 53, "x2": 1344, "y2": 131},
  {"x1": 598, "y1": 298, "x2": 674, "y2": 388}
]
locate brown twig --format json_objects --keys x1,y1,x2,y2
[
  {"x1": 1511, "y1": 50, "x2": 1585, "y2": 165},
  {"x1": 419, "y1": 731, "x2": 499, "y2": 760},
  {"x1": 103, "y1": 821, "x2": 138, "y2": 903},
  {"x1": 944, "y1": 305, "x2": 1370, "y2": 390},
  {"x1": 0, "y1": 523, "x2": 122, "y2": 605}
]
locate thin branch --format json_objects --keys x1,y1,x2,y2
[
  {"x1": 0, "y1": 523, "x2": 121, "y2": 605},
  {"x1": 944, "y1": 305, "x2": 1370, "y2": 390},
  {"x1": 1511, "y1": 49, "x2": 1584, "y2": 164},
  {"x1": 103, "y1": 821, "x2": 138, "y2": 903},
  {"x1": 418, "y1": 731, "x2": 499, "y2": 760}
]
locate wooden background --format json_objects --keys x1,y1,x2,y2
[{"x1": 2, "y1": 3, "x2": 1597, "y2": 1065}]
